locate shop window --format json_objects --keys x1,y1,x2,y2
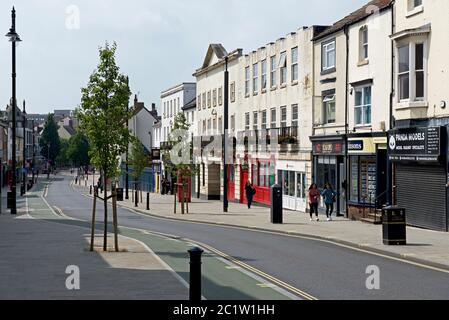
[
  {"x1": 283, "y1": 171, "x2": 289, "y2": 196},
  {"x1": 350, "y1": 157, "x2": 359, "y2": 202},
  {"x1": 289, "y1": 171, "x2": 295, "y2": 197},
  {"x1": 349, "y1": 156, "x2": 376, "y2": 204}
]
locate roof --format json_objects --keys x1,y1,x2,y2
[
  {"x1": 312, "y1": 0, "x2": 393, "y2": 41},
  {"x1": 182, "y1": 97, "x2": 196, "y2": 111},
  {"x1": 202, "y1": 44, "x2": 228, "y2": 69},
  {"x1": 61, "y1": 125, "x2": 76, "y2": 136}
]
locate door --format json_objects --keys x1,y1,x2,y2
[
  {"x1": 296, "y1": 172, "x2": 307, "y2": 212},
  {"x1": 240, "y1": 166, "x2": 249, "y2": 204},
  {"x1": 228, "y1": 165, "x2": 235, "y2": 202}
]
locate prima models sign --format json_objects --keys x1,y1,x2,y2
[{"x1": 388, "y1": 127, "x2": 444, "y2": 162}]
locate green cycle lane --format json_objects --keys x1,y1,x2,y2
[{"x1": 25, "y1": 179, "x2": 297, "y2": 300}]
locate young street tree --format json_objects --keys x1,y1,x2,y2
[
  {"x1": 77, "y1": 42, "x2": 132, "y2": 252},
  {"x1": 129, "y1": 137, "x2": 148, "y2": 201},
  {"x1": 39, "y1": 113, "x2": 61, "y2": 166},
  {"x1": 163, "y1": 113, "x2": 195, "y2": 212}
]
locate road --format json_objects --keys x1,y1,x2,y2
[{"x1": 46, "y1": 175, "x2": 449, "y2": 300}]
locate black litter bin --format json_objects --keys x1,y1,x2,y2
[
  {"x1": 116, "y1": 188, "x2": 124, "y2": 201},
  {"x1": 271, "y1": 184, "x2": 283, "y2": 224},
  {"x1": 7, "y1": 191, "x2": 13, "y2": 209},
  {"x1": 382, "y1": 206, "x2": 406, "y2": 245}
]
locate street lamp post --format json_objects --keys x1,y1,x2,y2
[
  {"x1": 21, "y1": 100, "x2": 26, "y2": 195},
  {"x1": 6, "y1": 7, "x2": 22, "y2": 215},
  {"x1": 223, "y1": 56, "x2": 229, "y2": 213},
  {"x1": 32, "y1": 119, "x2": 35, "y2": 184},
  {"x1": 47, "y1": 143, "x2": 50, "y2": 180},
  {"x1": 125, "y1": 77, "x2": 129, "y2": 199}
]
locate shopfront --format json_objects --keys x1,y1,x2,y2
[
  {"x1": 276, "y1": 160, "x2": 308, "y2": 212},
  {"x1": 311, "y1": 136, "x2": 346, "y2": 215},
  {"x1": 388, "y1": 126, "x2": 448, "y2": 232},
  {"x1": 347, "y1": 134, "x2": 388, "y2": 220}
]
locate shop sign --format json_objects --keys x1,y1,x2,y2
[
  {"x1": 388, "y1": 127, "x2": 443, "y2": 162},
  {"x1": 313, "y1": 141, "x2": 344, "y2": 155},
  {"x1": 151, "y1": 148, "x2": 161, "y2": 161},
  {"x1": 348, "y1": 138, "x2": 377, "y2": 154}
]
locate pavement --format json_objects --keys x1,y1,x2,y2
[
  {"x1": 0, "y1": 176, "x2": 297, "y2": 300},
  {"x1": 0, "y1": 180, "x2": 188, "y2": 300},
  {"x1": 72, "y1": 178, "x2": 449, "y2": 271}
]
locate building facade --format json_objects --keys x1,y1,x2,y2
[
  {"x1": 235, "y1": 27, "x2": 318, "y2": 211},
  {"x1": 388, "y1": 0, "x2": 449, "y2": 231},
  {"x1": 193, "y1": 44, "x2": 242, "y2": 200},
  {"x1": 346, "y1": 1, "x2": 393, "y2": 221}
]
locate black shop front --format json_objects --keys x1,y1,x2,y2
[
  {"x1": 311, "y1": 135, "x2": 346, "y2": 216},
  {"x1": 388, "y1": 126, "x2": 448, "y2": 232}
]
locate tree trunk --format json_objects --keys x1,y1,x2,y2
[
  {"x1": 112, "y1": 182, "x2": 119, "y2": 252},
  {"x1": 103, "y1": 171, "x2": 108, "y2": 252},
  {"x1": 90, "y1": 186, "x2": 97, "y2": 252}
]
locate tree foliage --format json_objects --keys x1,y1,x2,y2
[
  {"x1": 163, "y1": 113, "x2": 194, "y2": 179},
  {"x1": 129, "y1": 137, "x2": 148, "y2": 185},
  {"x1": 76, "y1": 42, "x2": 132, "y2": 180},
  {"x1": 39, "y1": 114, "x2": 61, "y2": 163},
  {"x1": 66, "y1": 132, "x2": 90, "y2": 166},
  {"x1": 56, "y1": 139, "x2": 70, "y2": 166}
]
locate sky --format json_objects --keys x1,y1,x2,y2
[{"x1": 0, "y1": 0, "x2": 369, "y2": 114}]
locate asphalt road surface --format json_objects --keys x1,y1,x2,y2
[{"x1": 46, "y1": 175, "x2": 449, "y2": 300}]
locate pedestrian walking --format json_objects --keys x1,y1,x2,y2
[
  {"x1": 245, "y1": 180, "x2": 256, "y2": 209},
  {"x1": 321, "y1": 183, "x2": 337, "y2": 221},
  {"x1": 308, "y1": 183, "x2": 320, "y2": 221}
]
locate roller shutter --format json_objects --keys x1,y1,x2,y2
[{"x1": 396, "y1": 164, "x2": 447, "y2": 231}]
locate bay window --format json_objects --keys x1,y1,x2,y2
[{"x1": 397, "y1": 41, "x2": 426, "y2": 102}]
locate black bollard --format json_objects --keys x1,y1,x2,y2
[
  {"x1": 146, "y1": 192, "x2": 150, "y2": 210},
  {"x1": 135, "y1": 190, "x2": 138, "y2": 207},
  {"x1": 90, "y1": 185, "x2": 92, "y2": 195},
  {"x1": 188, "y1": 247, "x2": 204, "y2": 301}
]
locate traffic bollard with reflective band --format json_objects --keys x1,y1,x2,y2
[{"x1": 188, "y1": 247, "x2": 204, "y2": 301}]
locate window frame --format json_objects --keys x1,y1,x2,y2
[
  {"x1": 279, "y1": 51, "x2": 287, "y2": 85},
  {"x1": 218, "y1": 87, "x2": 223, "y2": 106},
  {"x1": 261, "y1": 110, "x2": 267, "y2": 130},
  {"x1": 280, "y1": 106, "x2": 287, "y2": 128},
  {"x1": 213, "y1": 89, "x2": 217, "y2": 107},
  {"x1": 323, "y1": 94, "x2": 336, "y2": 124},
  {"x1": 291, "y1": 47, "x2": 299, "y2": 82},
  {"x1": 253, "y1": 62, "x2": 259, "y2": 93},
  {"x1": 354, "y1": 85, "x2": 372, "y2": 126},
  {"x1": 322, "y1": 39, "x2": 336, "y2": 71},
  {"x1": 291, "y1": 104, "x2": 299, "y2": 127},
  {"x1": 270, "y1": 108, "x2": 277, "y2": 128},
  {"x1": 230, "y1": 82, "x2": 236, "y2": 102},
  {"x1": 360, "y1": 27, "x2": 368, "y2": 61},
  {"x1": 245, "y1": 66, "x2": 250, "y2": 96},
  {"x1": 253, "y1": 111, "x2": 258, "y2": 130},
  {"x1": 396, "y1": 40, "x2": 427, "y2": 103},
  {"x1": 261, "y1": 59, "x2": 267, "y2": 91},
  {"x1": 245, "y1": 112, "x2": 250, "y2": 130},
  {"x1": 270, "y1": 56, "x2": 277, "y2": 88}
]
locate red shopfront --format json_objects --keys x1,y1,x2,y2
[{"x1": 240, "y1": 160, "x2": 274, "y2": 206}]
